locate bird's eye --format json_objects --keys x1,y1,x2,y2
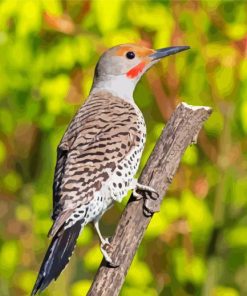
[{"x1": 126, "y1": 51, "x2": 135, "y2": 59}]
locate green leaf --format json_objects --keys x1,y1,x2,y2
[
  {"x1": 0, "y1": 140, "x2": 6, "y2": 164},
  {"x1": 84, "y1": 245, "x2": 102, "y2": 271},
  {"x1": 181, "y1": 190, "x2": 213, "y2": 242},
  {"x1": 0, "y1": 241, "x2": 19, "y2": 278},
  {"x1": 125, "y1": 257, "x2": 153, "y2": 287},
  {"x1": 226, "y1": 227, "x2": 247, "y2": 247},
  {"x1": 94, "y1": 0, "x2": 124, "y2": 34},
  {"x1": 71, "y1": 280, "x2": 92, "y2": 296},
  {"x1": 214, "y1": 286, "x2": 239, "y2": 296},
  {"x1": 182, "y1": 145, "x2": 198, "y2": 166},
  {"x1": 3, "y1": 171, "x2": 22, "y2": 192},
  {"x1": 173, "y1": 248, "x2": 206, "y2": 284}
]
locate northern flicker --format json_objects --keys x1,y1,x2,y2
[{"x1": 31, "y1": 43, "x2": 189, "y2": 295}]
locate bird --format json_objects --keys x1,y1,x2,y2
[{"x1": 31, "y1": 43, "x2": 189, "y2": 295}]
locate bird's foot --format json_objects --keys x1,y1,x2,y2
[
  {"x1": 100, "y1": 237, "x2": 119, "y2": 267},
  {"x1": 136, "y1": 183, "x2": 159, "y2": 197},
  {"x1": 133, "y1": 182, "x2": 158, "y2": 199},
  {"x1": 133, "y1": 182, "x2": 160, "y2": 216}
]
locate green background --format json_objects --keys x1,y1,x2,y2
[{"x1": 0, "y1": 0, "x2": 247, "y2": 295}]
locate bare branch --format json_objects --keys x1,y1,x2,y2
[{"x1": 87, "y1": 102, "x2": 212, "y2": 296}]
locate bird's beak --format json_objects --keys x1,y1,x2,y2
[{"x1": 149, "y1": 46, "x2": 190, "y2": 61}]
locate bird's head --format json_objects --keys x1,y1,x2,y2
[{"x1": 91, "y1": 43, "x2": 190, "y2": 100}]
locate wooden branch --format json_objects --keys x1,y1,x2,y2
[{"x1": 87, "y1": 102, "x2": 212, "y2": 296}]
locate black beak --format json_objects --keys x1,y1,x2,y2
[{"x1": 149, "y1": 46, "x2": 190, "y2": 60}]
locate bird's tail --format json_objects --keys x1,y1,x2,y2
[{"x1": 31, "y1": 220, "x2": 82, "y2": 296}]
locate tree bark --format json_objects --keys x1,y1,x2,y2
[{"x1": 87, "y1": 102, "x2": 212, "y2": 296}]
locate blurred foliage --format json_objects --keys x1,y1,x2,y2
[{"x1": 0, "y1": 0, "x2": 247, "y2": 295}]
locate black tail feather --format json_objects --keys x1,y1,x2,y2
[{"x1": 31, "y1": 220, "x2": 82, "y2": 295}]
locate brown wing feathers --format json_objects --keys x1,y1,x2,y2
[{"x1": 50, "y1": 91, "x2": 141, "y2": 237}]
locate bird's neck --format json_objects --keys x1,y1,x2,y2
[{"x1": 90, "y1": 74, "x2": 139, "y2": 102}]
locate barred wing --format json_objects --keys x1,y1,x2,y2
[{"x1": 50, "y1": 92, "x2": 143, "y2": 236}]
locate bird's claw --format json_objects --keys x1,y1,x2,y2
[
  {"x1": 136, "y1": 183, "x2": 159, "y2": 200},
  {"x1": 133, "y1": 183, "x2": 160, "y2": 215},
  {"x1": 143, "y1": 198, "x2": 161, "y2": 216},
  {"x1": 143, "y1": 206, "x2": 153, "y2": 217},
  {"x1": 132, "y1": 189, "x2": 143, "y2": 200},
  {"x1": 100, "y1": 240, "x2": 119, "y2": 267}
]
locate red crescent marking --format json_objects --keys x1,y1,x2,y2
[{"x1": 126, "y1": 61, "x2": 146, "y2": 79}]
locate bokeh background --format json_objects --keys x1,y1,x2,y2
[{"x1": 1, "y1": 0, "x2": 247, "y2": 295}]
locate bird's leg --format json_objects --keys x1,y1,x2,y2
[
  {"x1": 94, "y1": 220, "x2": 109, "y2": 245},
  {"x1": 93, "y1": 220, "x2": 119, "y2": 267},
  {"x1": 132, "y1": 179, "x2": 160, "y2": 216}
]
